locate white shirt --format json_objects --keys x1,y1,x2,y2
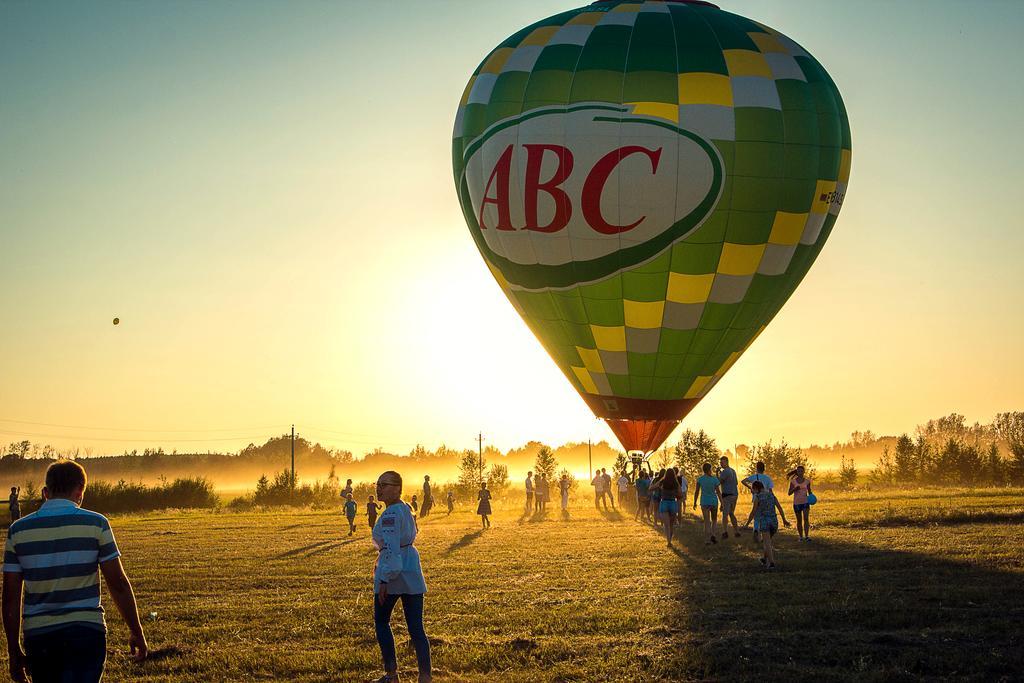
[
  {"x1": 525, "y1": 477, "x2": 534, "y2": 493},
  {"x1": 592, "y1": 475, "x2": 604, "y2": 493},
  {"x1": 372, "y1": 502, "x2": 426, "y2": 595},
  {"x1": 742, "y1": 473, "x2": 774, "y2": 501},
  {"x1": 617, "y1": 475, "x2": 629, "y2": 492}
]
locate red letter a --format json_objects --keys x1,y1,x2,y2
[{"x1": 478, "y1": 145, "x2": 515, "y2": 231}]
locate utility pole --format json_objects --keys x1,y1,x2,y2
[
  {"x1": 588, "y1": 439, "x2": 592, "y2": 480},
  {"x1": 290, "y1": 425, "x2": 296, "y2": 490},
  {"x1": 478, "y1": 432, "x2": 483, "y2": 482}
]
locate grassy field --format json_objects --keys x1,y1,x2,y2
[{"x1": 10, "y1": 489, "x2": 1024, "y2": 681}]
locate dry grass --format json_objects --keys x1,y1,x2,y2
[{"x1": 8, "y1": 489, "x2": 1023, "y2": 681}]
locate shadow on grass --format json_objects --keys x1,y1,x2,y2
[
  {"x1": 443, "y1": 529, "x2": 484, "y2": 556},
  {"x1": 525, "y1": 509, "x2": 552, "y2": 524},
  {"x1": 650, "y1": 520, "x2": 1024, "y2": 679},
  {"x1": 274, "y1": 540, "x2": 336, "y2": 559},
  {"x1": 599, "y1": 509, "x2": 625, "y2": 522},
  {"x1": 304, "y1": 538, "x2": 360, "y2": 557}
]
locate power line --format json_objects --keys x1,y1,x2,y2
[
  {"x1": 0, "y1": 428, "x2": 274, "y2": 444},
  {"x1": 0, "y1": 418, "x2": 289, "y2": 434}
]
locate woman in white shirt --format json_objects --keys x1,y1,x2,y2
[{"x1": 372, "y1": 471, "x2": 431, "y2": 683}]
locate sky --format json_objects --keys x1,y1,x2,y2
[{"x1": 1, "y1": 0, "x2": 1022, "y2": 458}]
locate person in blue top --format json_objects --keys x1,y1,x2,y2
[
  {"x1": 741, "y1": 461, "x2": 775, "y2": 544},
  {"x1": 371, "y1": 471, "x2": 431, "y2": 683},
  {"x1": 742, "y1": 480, "x2": 790, "y2": 570},
  {"x1": 692, "y1": 463, "x2": 722, "y2": 545},
  {"x1": 343, "y1": 493, "x2": 358, "y2": 536},
  {"x1": 634, "y1": 470, "x2": 652, "y2": 523}
]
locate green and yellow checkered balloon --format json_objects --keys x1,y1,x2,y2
[{"x1": 453, "y1": 0, "x2": 850, "y2": 453}]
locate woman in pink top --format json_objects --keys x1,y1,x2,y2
[{"x1": 787, "y1": 465, "x2": 813, "y2": 542}]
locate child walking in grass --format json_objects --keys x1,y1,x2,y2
[
  {"x1": 476, "y1": 482, "x2": 492, "y2": 529},
  {"x1": 743, "y1": 481, "x2": 790, "y2": 570},
  {"x1": 344, "y1": 493, "x2": 358, "y2": 536},
  {"x1": 367, "y1": 495, "x2": 382, "y2": 529}
]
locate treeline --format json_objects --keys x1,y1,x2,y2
[
  {"x1": 661, "y1": 412, "x2": 1024, "y2": 492},
  {"x1": 3, "y1": 412, "x2": 1020, "y2": 498}
]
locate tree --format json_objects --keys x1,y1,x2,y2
[
  {"x1": 487, "y1": 463, "x2": 510, "y2": 495},
  {"x1": 994, "y1": 412, "x2": 1024, "y2": 476},
  {"x1": 848, "y1": 430, "x2": 877, "y2": 449},
  {"x1": 838, "y1": 455, "x2": 858, "y2": 490},
  {"x1": 870, "y1": 445, "x2": 895, "y2": 485},
  {"x1": 613, "y1": 453, "x2": 629, "y2": 478},
  {"x1": 745, "y1": 439, "x2": 810, "y2": 481},
  {"x1": 655, "y1": 447, "x2": 672, "y2": 471},
  {"x1": 893, "y1": 433, "x2": 915, "y2": 482},
  {"x1": 457, "y1": 450, "x2": 483, "y2": 496},
  {"x1": 674, "y1": 429, "x2": 720, "y2": 481},
  {"x1": 986, "y1": 442, "x2": 1005, "y2": 486},
  {"x1": 534, "y1": 446, "x2": 558, "y2": 481}
]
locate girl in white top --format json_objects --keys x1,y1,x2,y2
[{"x1": 371, "y1": 471, "x2": 431, "y2": 683}]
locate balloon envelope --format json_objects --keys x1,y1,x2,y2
[{"x1": 453, "y1": 0, "x2": 850, "y2": 452}]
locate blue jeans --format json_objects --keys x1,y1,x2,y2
[
  {"x1": 24, "y1": 625, "x2": 106, "y2": 682},
  {"x1": 374, "y1": 593, "x2": 430, "y2": 675}
]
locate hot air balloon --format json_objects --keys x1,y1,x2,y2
[{"x1": 453, "y1": 0, "x2": 850, "y2": 454}]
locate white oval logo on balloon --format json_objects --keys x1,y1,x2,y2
[{"x1": 459, "y1": 105, "x2": 724, "y2": 291}]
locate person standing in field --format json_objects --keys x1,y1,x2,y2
[
  {"x1": 717, "y1": 456, "x2": 740, "y2": 538},
  {"x1": 410, "y1": 495, "x2": 419, "y2": 515},
  {"x1": 741, "y1": 462, "x2": 775, "y2": 543},
  {"x1": 693, "y1": 463, "x2": 722, "y2": 545},
  {"x1": 3, "y1": 460, "x2": 148, "y2": 683},
  {"x1": 535, "y1": 475, "x2": 546, "y2": 513},
  {"x1": 446, "y1": 489, "x2": 455, "y2": 515},
  {"x1": 648, "y1": 469, "x2": 664, "y2": 527},
  {"x1": 367, "y1": 495, "x2": 382, "y2": 529},
  {"x1": 601, "y1": 469, "x2": 616, "y2": 510},
  {"x1": 476, "y1": 482, "x2": 492, "y2": 529},
  {"x1": 658, "y1": 469, "x2": 683, "y2": 546},
  {"x1": 616, "y1": 471, "x2": 629, "y2": 510},
  {"x1": 344, "y1": 493, "x2": 358, "y2": 536},
  {"x1": 743, "y1": 480, "x2": 790, "y2": 570},
  {"x1": 7, "y1": 487, "x2": 19, "y2": 525},
  {"x1": 524, "y1": 471, "x2": 534, "y2": 512},
  {"x1": 420, "y1": 475, "x2": 432, "y2": 518},
  {"x1": 342, "y1": 478, "x2": 354, "y2": 499},
  {"x1": 634, "y1": 470, "x2": 651, "y2": 522},
  {"x1": 787, "y1": 465, "x2": 813, "y2": 542},
  {"x1": 559, "y1": 473, "x2": 570, "y2": 511},
  {"x1": 371, "y1": 471, "x2": 431, "y2": 683},
  {"x1": 591, "y1": 470, "x2": 606, "y2": 510}
]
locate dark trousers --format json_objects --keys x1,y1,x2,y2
[
  {"x1": 374, "y1": 593, "x2": 430, "y2": 674},
  {"x1": 25, "y1": 625, "x2": 106, "y2": 683}
]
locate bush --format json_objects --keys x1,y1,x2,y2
[
  {"x1": 251, "y1": 469, "x2": 340, "y2": 508},
  {"x1": 84, "y1": 477, "x2": 218, "y2": 514}
]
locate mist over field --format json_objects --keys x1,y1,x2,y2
[{"x1": 3, "y1": 412, "x2": 1019, "y2": 498}]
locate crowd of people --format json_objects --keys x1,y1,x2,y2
[{"x1": 631, "y1": 457, "x2": 815, "y2": 570}]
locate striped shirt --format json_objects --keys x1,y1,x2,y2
[{"x1": 3, "y1": 498, "x2": 120, "y2": 636}]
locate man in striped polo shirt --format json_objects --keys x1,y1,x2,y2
[{"x1": 3, "y1": 460, "x2": 148, "y2": 682}]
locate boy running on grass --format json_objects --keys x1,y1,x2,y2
[
  {"x1": 343, "y1": 493, "x2": 358, "y2": 536},
  {"x1": 3, "y1": 460, "x2": 148, "y2": 682}
]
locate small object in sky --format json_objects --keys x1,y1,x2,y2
[{"x1": 112, "y1": 317, "x2": 120, "y2": 325}]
